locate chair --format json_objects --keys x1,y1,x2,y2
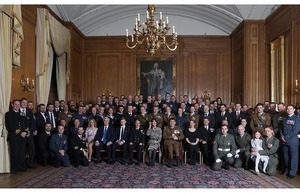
[
  {"x1": 145, "y1": 147, "x2": 162, "y2": 165},
  {"x1": 184, "y1": 150, "x2": 203, "y2": 164}
]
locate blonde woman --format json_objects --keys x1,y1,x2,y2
[{"x1": 85, "y1": 119, "x2": 98, "y2": 162}]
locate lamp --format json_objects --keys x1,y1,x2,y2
[
  {"x1": 20, "y1": 74, "x2": 35, "y2": 92},
  {"x1": 125, "y1": 5, "x2": 178, "y2": 56}
]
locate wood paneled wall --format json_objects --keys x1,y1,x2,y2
[
  {"x1": 266, "y1": 5, "x2": 300, "y2": 105},
  {"x1": 11, "y1": 5, "x2": 37, "y2": 105},
  {"x1": 13, "y1": 5, "x2": 300, "y2": 107},
  {"x1": 83, "y1": 36, "x2": 231, "y2": 104}
]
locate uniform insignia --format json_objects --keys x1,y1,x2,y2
[{"x1": 286, "y1": 120, "x2": 295, "y2": 125}]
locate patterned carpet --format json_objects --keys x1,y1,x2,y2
[{"x1": 13, "y1": 162, "x2": 295, "y2": 188}]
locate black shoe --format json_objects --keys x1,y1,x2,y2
[
  {"x1": 74, "y1": 165, "x2": 79, "y2": 168},
  {"x1": 166, "y1": 161, "x2": 173, "y2": 168},
  {"x1": 136, "y1": 162, "x2": 140, "y2": 165},
  {"x1": 287, "y1": 175, "x2": 295, "y2": 179},
  {"x1": 128, "y1": 161, "x2": 133, "y2": 165},
  {"x1": 11, "y1": 170, "x2": 19, "y2": 174},
  {"x1": 20, "y1": 168, "x2": 28, "y2": 172},
  {"x1": 110, "y1": 161, "x2": 115, "y2": 165},
  {"x1": 244, "y1": 166, "x2": 249, "y2": 170},
  {"x1": 95, "y1": 159, "x2": 102, "y2": 164}
]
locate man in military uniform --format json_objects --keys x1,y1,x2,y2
[
  {"x1": 135, "y1": 105, "x2": 149, "y2": 127},
  {"x1": 212, "y1": 124, "x2": 237, "y2": 170},
  {"x1": 250, "y1": 103, "x2": 271, "y2": 135},
  {"x1": 163, "y1": 118, "x2": 185, "y2": 167},
  {"x1": 128, "y1": 119, "x2": 145, "y2": 165},
  {"x1": 252, "y1": 126, "x2": 279, "y2": 176},
  {"x1": 279, "y1": 105, "x2": 300, "y2": 179},
  {"x1": 150, "y1": 106, "x2": 164, "y2": 128},
  {"x1": 163, "y1": 106, "x2": 176, "y2": 127},
  {"x1": 233, "y1": 125, "x2": 251, "y2": 170},
  {"x1": 5, "y1": 99, "x2": 30, "y2": 173}
]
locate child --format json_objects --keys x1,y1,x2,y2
[{"x1": 251, "y1": 131, "x2": 269, "y2": 174}]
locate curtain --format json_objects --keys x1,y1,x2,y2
[
  {"x1": 35, "y1": 8, "x2": 52, "y2": 104},
  {"x1": 56, "y1": 54, "x2": 66, "y2": 101},
  {"x1": 0, "y1": 12, "x2": 12, "y2": 173},
  {"x1": 36, "y1": 8, "x2": 71, "y2": 104}
]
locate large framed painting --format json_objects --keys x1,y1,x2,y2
[{"x1": 137, "y1": 57, "x2": 176, "y2": 98}]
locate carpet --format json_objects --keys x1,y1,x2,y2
[{"x1": 13, "y1": 163, "x2": 295, "y2": 188}]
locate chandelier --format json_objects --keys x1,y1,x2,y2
[{"x1": 125, "y1": 5, "x2": 178, "y2": 56}]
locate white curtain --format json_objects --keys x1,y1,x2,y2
[
  {"x1": 36, "y1": 8, "x2": 70, "y2": 104},
  {"x1": 0, "y1": 12, "x2": 13, "y2": 173},
  {"x1": 0, "y1": 5, "x2": 23, "y2": 173}
]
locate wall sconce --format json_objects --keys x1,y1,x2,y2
[{"x1": 20, "y1": 74, "x2": 35, "y2": 92}]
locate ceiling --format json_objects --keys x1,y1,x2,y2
[{"x1": 48, "y1": 5, "x2": 280, "y2": 36}]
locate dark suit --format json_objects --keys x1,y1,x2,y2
[
  {"x1": 35, "y1": 112, "x2": 47, "y2": 133},
  {"x1": 45, "y1": 111, "x2": 58, "y2": 132},
  {"x1": 94, "y1": 125, "x2": 115, "y2": 163},
  {"x1": 199, "y1": 125, "x2": 215, "y2": 165},
  {"x1": 231, "y1": 111, "x2": 246, "y2": 129},
  {"x1": 216, "y1": 111, "x2": 233, "y2": 129},
  {"x1": 199, "y1": 112, "x2": 216, "y2": 129},
  {"x1": 128, "y1": 127, "x2": 145, "y2": 164},
  {"x1": 49, "y1": 133, "x2": 71, "y2": 167},
  {"x1": 113, "y1": 125, "x2": 130, "y2": 164},
  {"x1": 37, "y1": 131, "x2": 52, "y2": 166},
  {"x1": 123, "y1": 112, "x2": 136, "y2": 128},
  {"x1": 5, "y1": 109, "x2": 28, "y2": 172},
  {"x1": 69, "y1": 134, "x2": 89, "y2": 167},
  {"x1": 22, "y1": 108, "x2": 37, "y2": 168}
]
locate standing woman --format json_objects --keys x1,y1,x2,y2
[
  {"x1": 146, "y1": 119, "x2": 162, "y2": 167},
  {"x1": 85, "y1": 119, "x2": 98, "y2": 162},
  {"x1": 185, "y1": 120, "x2": 200, "y2": 165}
]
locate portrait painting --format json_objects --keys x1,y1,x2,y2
[{"x1": 137, "y1": 57, "x2": 176, "y2": 98}]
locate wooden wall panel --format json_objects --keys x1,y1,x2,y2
[
  {"x1": 11, "y1": 5, "x2": 37, "y2": 105},
  {"x1": 83, "y1": 36, "x2": 232, "y2": 104}
]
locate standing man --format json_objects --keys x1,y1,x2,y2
[
  {"x1": 5, "y1": 99, "x2": 29, "y2": 173},
  {"x1": 250, "y1": 103, "x2": 271, "y2": 135},
  {"x1": 280, "y1": 105, "x2": 300, "y2": 179},
  {"x1": 212, "y1": 124, "x2": 237, "y2": 170},
  {"x1": 20, "y1": 98, "x2": 37, "y2": 169}
]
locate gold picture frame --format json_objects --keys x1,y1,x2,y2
[{"x1": 137, "y1": 57, "x2": 176, "y2": 97}]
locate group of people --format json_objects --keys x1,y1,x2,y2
[{"x1": 4, "y1": 93, "x2": 300, "y2": 179}]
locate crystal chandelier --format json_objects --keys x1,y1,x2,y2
[{"x1": 125, "y1": 5, "x2": 178, "y2": 56}]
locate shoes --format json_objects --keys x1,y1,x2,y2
[
  {"x1": 128, "y1": 161, "x2": 133, "y2": 165},
  {"x1": 244, "y1": 166, "x2": 249, "y2": 170},
  {"x1": 136, "y1": 162, "x2": 140, "y2": 165},
  {"x1": 74, "y1": 165, "x2": 79, "y2": 168},
  {"x1": 166, "y1": 161, "x2": 173, "y2": 168},
  {"x1": 11, "y1": 170, "x2": 19, "y2": 174},
  {"x1": 287, "y1": 175, "x2": 295, "y2": 179},
  {"x1": 95, "y1": 159, "x2": 102, "y2": 164},
  {"x1": 110, "y1": 161, "x2": 115, "y2": 165},
  {"x1": 255, "y1": 170, "x2": 260, "y2": 175}
]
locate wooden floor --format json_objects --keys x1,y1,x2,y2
[{"x1": 0, "y1": 165, "x2": 299, "y2": 188}]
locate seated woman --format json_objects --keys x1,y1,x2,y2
[
  {"x1": 146, "y1": 119, "x2": 162, "y2": 167},
  {"x1": 184, "y1": 120, "x2": 200, "y2": 165},
  {"x1": 85, "y1": 119, "x2": 98, "y2": 162}
]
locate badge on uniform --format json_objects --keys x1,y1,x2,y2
[
  {"x1": 228, "y1": 142, "x2": 231, "y2": 145},
  {"x1": 286, "y1": 120, "x2": 295, "y2": 125}
]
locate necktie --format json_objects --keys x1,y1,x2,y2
[
  {"x1": 103, "y1": 127, "x2": 107, "y2": 144},
  {"x1": 119, "y1": 127, "x2": 123, "y2": 140},
  {"x1": 237, "y1": 112, "x2": 240, "y2": 119},
  {"x1": 50, "y1": 112, "x2": 56, "y2": 128}
]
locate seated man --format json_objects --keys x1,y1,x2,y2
[
  {"x1": 212, "y1": 124, "x2": 237, "y2": 170},
  {"x1": 69, "y1": 126, "x2": 89, "y2": 168},
  {"x1": 49, "y1": 125, "x2": 71, "y2": 168},
  {"x1": 94, "y1": 117, "x2": 115, "y2": 164},
  {"x1": 128, "y1": 119, "x2": 145, "y2": 165},
  {"x1": 163, "y1": 118, "x2": 185, "y2": 167},
  {"x1": 233, "y1": 125, "x2": 251, "y2": 170},
  {"x1": 251, "y1": 126, "x2": 279, "y2": 176},
  {"x1": 114, "y1": 117, "x2": 129, "y2": 165}
]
